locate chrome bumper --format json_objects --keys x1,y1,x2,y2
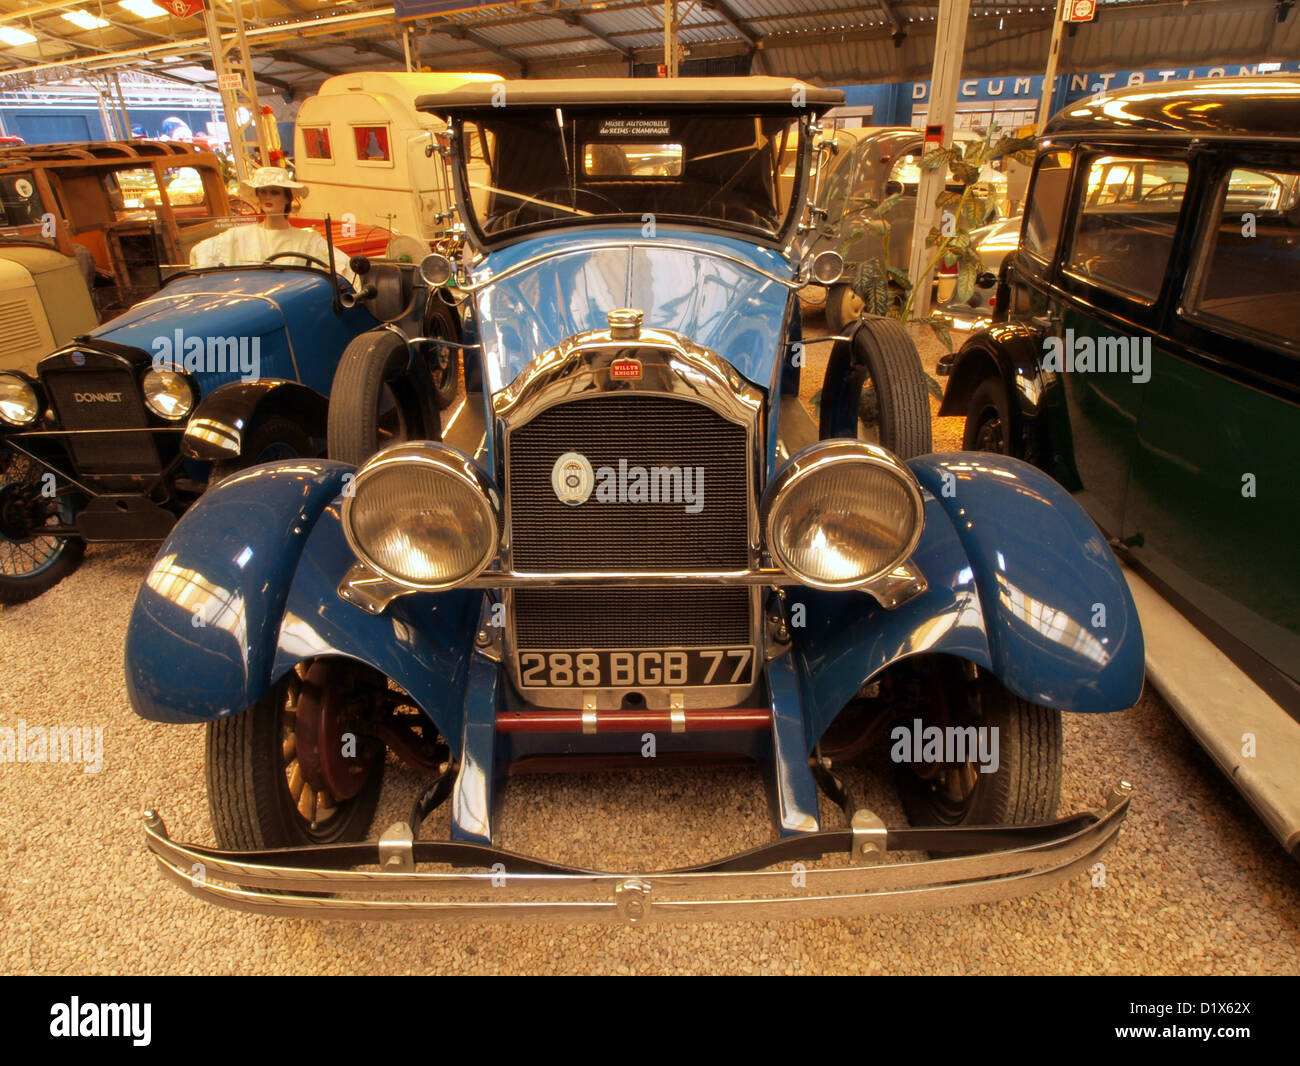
[{"x1": 143, "y1": 783, "x2": 1131, "y2": 923}]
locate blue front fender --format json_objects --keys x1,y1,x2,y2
[
  {"x1": 125, "y1": 461, "x2": 479, "y2": 749},
  {"x1": 797, "y1": 452, "x2": 1144, "y2": 748}
]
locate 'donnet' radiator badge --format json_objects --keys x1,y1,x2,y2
[{"x1": 552, "y1": 451, "x2": 595, "y2": 506}]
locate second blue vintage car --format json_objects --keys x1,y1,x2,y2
[
  {"x1": 123, "y1": 78, "x2": 1143, "y2": 922},
  {"x1": 0, "y1": 234, "x2": 460, "y2": 603}
]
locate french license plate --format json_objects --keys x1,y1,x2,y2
[{"x1": 517, "y1": 647, "x2": 754, "y2": 688}]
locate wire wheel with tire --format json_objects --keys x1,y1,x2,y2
[
  {"x1": 327, "y1": 329, "x2": 442, "y2": 467},
  {"x1": 208, "y1": 415, "x2": 314, "y2": 486},
  {"x1": 425, "y1": 292, "x2": 461, "y2": 410},
  {"x1": 0, "y1": 451, "x2": 85, "y2": 604},
  {"x1": 819, "y1": 315, "x2": 932, "y2": 459},
  {"x1": 206, "y1": 659, "x2": 386, "y2": 850},
  {"x1": 892, "y1": 659, "x2": 1062, "y2": 830}
]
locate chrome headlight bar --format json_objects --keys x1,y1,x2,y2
[{"x1": 339, "y1": 435, "x2": 926, "y2": 614}]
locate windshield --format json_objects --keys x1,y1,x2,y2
[{"x1": 457, "y1": 109, "x2": 803, "y2": 243}]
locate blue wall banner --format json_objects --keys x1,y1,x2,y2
[{"x1": 835, "y1": 62, "x2": 1300, "y2": 128}]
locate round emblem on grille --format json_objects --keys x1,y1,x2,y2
[{"x1": 552, "y1": 451, "x2": 594, "y2": 506}]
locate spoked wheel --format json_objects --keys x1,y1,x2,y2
[
  {"x1": 0, "y1": 452, "x2": 85, "y2": 605},
  {"x1": 327, "y1": 329, "x2": 442, "y2": 467},
  {"x1": 425, "y1": 292, "x2": 461, "y2": 410},
  {"x1": 206, "y1": 659, "x2": 386, "y2": 849},
  {"x1": 819, "y1": 315, "x2": 932, "y2": 459},
  {"x1": 892, "y1": 659, "x2": 1062, "y2": 834}
]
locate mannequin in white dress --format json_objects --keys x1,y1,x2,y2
[{"x1": 189, "y1": 166, "x2": 355, "y2": 284}]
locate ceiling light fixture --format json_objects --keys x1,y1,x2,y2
[
  {"x1": 0, "y1": 26, "x2": 37, "y2": 45},
  {"x1": 63, "y1": 10, "x2": 112, "y2": 29},
  {"x1": 119, "y1": 0, "x2": 168, "y2": 17}
]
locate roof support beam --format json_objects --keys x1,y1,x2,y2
[
  {"x1": 559, "y1": 11, "x2": 630, "y2": 58},
  {"x1": 436, "y1": 21, "x2": 528, "y2": 73},
  {"x1": 699, "y1": 0, "x2": 759, "y2": 47},
  {"x1": 269, "y1": 49, "x2": 341, "y2": 76},
  {"x1": 354, "y1": 38, "x2": 405, "y2": 64}
]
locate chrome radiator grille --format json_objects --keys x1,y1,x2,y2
[
  {"x1": 506, "y1": 394, "x2": 749, "y2": 572},
  {"x1": 513, "y1": 587, "x2": 752, "y2": 650},
  {"x1": 507, "y1": 392, "x2": 756, "y2": 675}
]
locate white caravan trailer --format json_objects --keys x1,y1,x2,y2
[{"x1": 293, "y1": 72, "x2": 499, "y2": 244}]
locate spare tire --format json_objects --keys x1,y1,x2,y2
[{"x1": 818, "y1": 315, "x2": 932, "y2": 459}]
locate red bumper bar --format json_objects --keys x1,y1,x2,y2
[{"x1": 496, "y1": 708, "x2": 771, "y2": 734}]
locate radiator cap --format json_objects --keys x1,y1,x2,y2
[{"x1": 607, "y1": 308, "x2": 643, "y2": 340}]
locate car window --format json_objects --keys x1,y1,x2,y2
[
  {"x1": 1184, "y1": 166, "x2": 1300, "y2": 353},
  {"x1": 107, "y1": 167, "x2": 162, "y2": 220},
  {"x1": 1066, "y1": 154, "x2": 1188, "y2": 302},
  {"x1": 1021, "y1": 150, "x2": 1071, "y2": 262},
  {"x1": 0, "y1": 171, "x2": 44, "y2": 226},
  {"x1": 163, "y1": 166, "x2": 207, "y2": 207},
  {"x1": 583, "y1": 142, "x2": 683, "y2": 178},
  {"x1": 460, "y1": 110, "x2": 799, "y2": 241}
]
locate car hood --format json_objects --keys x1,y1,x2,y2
[
  {"x1": 471, "y1": 226, "x2": 796, "y2": 392},
  {"x1": 91, "y1": 270, "x2": 330, "y2": 352}
]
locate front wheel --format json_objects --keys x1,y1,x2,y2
[
  {"x1": 424, "y1": 294, "x2": 460, "y2": 410},
  {"x1": 206, "y1": 660, "x2": 386, "y2": 849},
  {"x1": 0, "y1": 453, "x2": 85, "y2": 605},
  {"x1": 208, "y1": 415, "x2": 314, "y2": 486},
  {"x1": 328, "y1": 329, "x2": 442, "y2": 467},
  {"x1": 892, "y1": 663, "x2": 1062, "y2": 829},
  {"x1": 962, "y1": 378, "x2": 1011, "y2": 455}
]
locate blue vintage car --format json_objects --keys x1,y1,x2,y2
[
  {"x1": 125, "y1": 78, "x2": 1142, "y2": 922},
  {"x1": 0, "y1": 242, "x2": 459, "y2": 603}
]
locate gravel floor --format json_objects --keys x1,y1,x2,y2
[{"x1": 1, "y1": 316, "x2": 1296, "y2": 975}]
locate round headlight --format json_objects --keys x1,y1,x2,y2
[
  {"x1": 143, "y1": 367, "x2": 194, "y2": 421},
  {"x1": 763, "y1": 440, "x2": 924, "y2": 590},
  {"x1": 0, "y1": 372, "x2": 40, "y2": 428},
  {"x1": 343, "y1": 442, "x2": 500, "y2": 591}
]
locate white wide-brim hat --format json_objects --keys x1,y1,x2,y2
[{"x1": 238, "y1": 166, "x2": 309, "y2": 202}]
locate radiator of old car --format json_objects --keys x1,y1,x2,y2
[
  {"x1": 43, "y1": 366, "x2": 161, "y2": 475},
  {"x1": 506, "y1": 392, "x2": 752, "y2": 657}
]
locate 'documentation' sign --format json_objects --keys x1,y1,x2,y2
[{"x1": 908, "y1": 62, "x2": 1300, "y2": 104}]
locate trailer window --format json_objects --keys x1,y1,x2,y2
[
  {"x1": 354, "y1": 126, "x2": 391, "y2": 163},
  {"x1": 302, "y1": 127, "x2": 332, "y2": 160}
]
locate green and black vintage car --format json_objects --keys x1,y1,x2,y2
[{"x1": 939, "y1": 75, "x2": 1300, "y2": 857}]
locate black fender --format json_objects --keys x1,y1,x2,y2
[
  {"x1": 937, "y1": 323, "x2": 1047, "y2": 456},
  {"x1": 182, "y1": 380, "x2": 328, "y2": 462}
]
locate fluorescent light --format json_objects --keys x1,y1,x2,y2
[
  {"x1": 63, "y1": 10, "x2": 111, "y2": 29},
  {"x1": 0, "y1": 27, "x2": 37, "y2": 45},
  {"x1": 119, "y1": 0, "x2": 167, "y2": 17}
]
